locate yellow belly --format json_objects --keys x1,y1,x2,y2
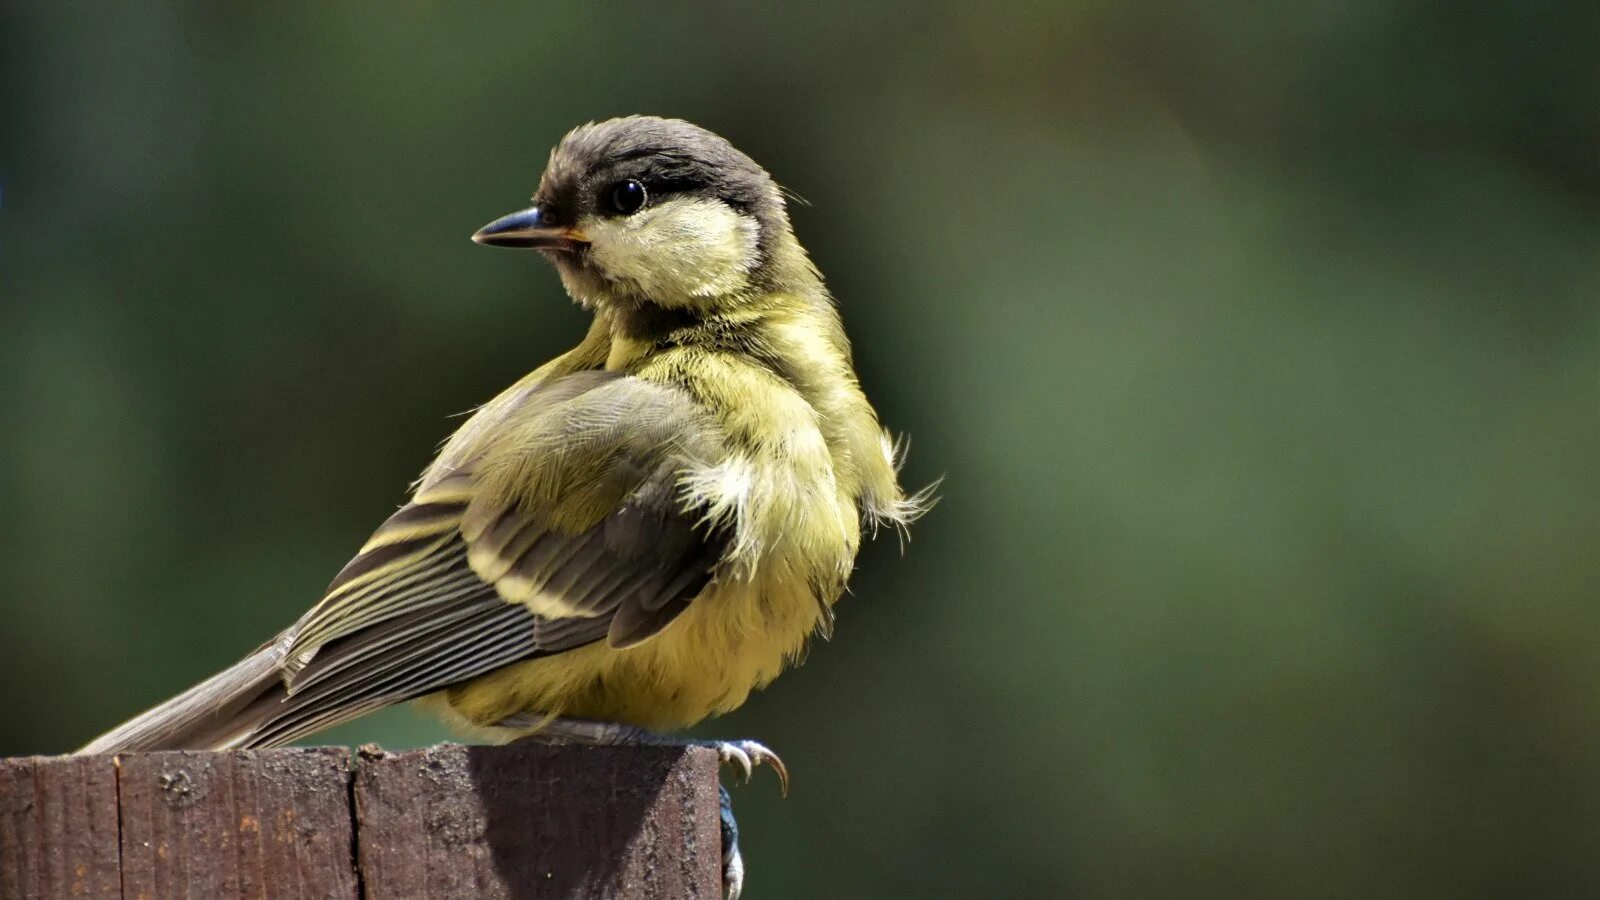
[{"x1": 431, "y1": 564, "x2": 830, "y2": 733}]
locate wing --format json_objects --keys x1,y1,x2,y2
[{"x1": 235, "y1": 371, "x2": 732, "y2": 747}]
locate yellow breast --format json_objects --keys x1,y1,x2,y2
[{"x1": 436, "y1": 537, "x2": 841, "y2": 732}]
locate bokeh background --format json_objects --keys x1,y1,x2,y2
[{"x1": 5, "y1": 3, "x2": 1599, "y2": 897}]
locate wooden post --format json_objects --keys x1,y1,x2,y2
[
  {"x1": 0, "y1": 755, "x2": 120, "y2": 899},
  {"x1": 0, "y1": 744, "x2": 722, "y2": 899}
]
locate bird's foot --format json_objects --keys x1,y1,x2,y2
[
  {"x1": 691, "y1": 737, "x2": 789, "y2": 795},
  {"x1": 720, "y1": 784, "x2": 745, "y2": 900},
  {"x1": 496, "y1": 713, "x2": 788, "y2": 792}
]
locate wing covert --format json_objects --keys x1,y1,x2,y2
[{"x1": 256, "y1": 372, "x2": 731, "y2": 740}]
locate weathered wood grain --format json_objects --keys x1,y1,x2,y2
[
  {"x1": 354, "y1": 742, "x2": 722, "y2": 899},
  {"x1": 0, "y1": 743, "x2": 720, "y2": 898},
  {"x1": 0, "y1": 754, "x2": 121, "y2": 899},
  {"x1": 116, "y1": 748, "x2": 358, "y2": 900}
]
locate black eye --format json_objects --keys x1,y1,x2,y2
[{"x1": 606, "y1": 179, "x2": 647, "y2": 216}]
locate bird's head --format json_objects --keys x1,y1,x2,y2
[{"x1": 473, "y1": 116, "x2": 800, "y2": 311}]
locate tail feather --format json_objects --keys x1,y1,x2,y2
[
  {"x1": 77, "y1": 633, "x2": 293, "y2": 754},
  {"x1": 75, "y1": 582, "x2": 549, "y2": 753}
]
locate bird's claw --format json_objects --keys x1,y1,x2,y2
[
  {"x1": 700, "y1": 738, "x2": 789, "y2": 795},
  {"x1": 720, "y1": 784, "x2": 745, "y2": 900}
]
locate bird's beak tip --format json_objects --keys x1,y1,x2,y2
[{"x1": 471, "y1": 205, "x2": 588, "y2": 251}]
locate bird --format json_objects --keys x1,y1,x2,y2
[{"x1": 78, "y1": 115, "x2": 933, "y2": 895}]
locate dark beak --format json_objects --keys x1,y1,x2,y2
[{"x1": 471, "y1": 206, "x2": 589, "y2": 250}]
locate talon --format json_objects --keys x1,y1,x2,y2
[
  {"x1": 724, "y1": 848, "x2": 745, "y2": 900},
  {"x1": 739, "y1": 740, "x2": 786, "y2": 795},
  {"x1": 766, "y1": 751, "x2": 791, "y2": 797},
  {"x1": 720, "y1": 784, "x2": 745, "y2": 900},
  {"x1": 727, "y1": 746, "x2": 754, "y2": 781},
  {"x1": 701, "y1": 738, "x2": 788, "y2": 794}
]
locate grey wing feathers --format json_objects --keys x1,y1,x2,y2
[
  {"x1": 78, "y1": 371, "x2": 730, "y2": 753},
  {"x1": 239, "y1": 493, "x2": 722, "y2": 747},
  {"x1": 77, "y1": 632, "x2": 292, "y2": 754}
]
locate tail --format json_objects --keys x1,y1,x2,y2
[
  {"x1": 77, "y1": 632, "x2": 295, "y2": 754},
  {"x1": 76, "y1": 495, "x2": 594, "y2": 754},
  {"x1": 76, "y1": 575, "x2": 543, "y2": 754}
]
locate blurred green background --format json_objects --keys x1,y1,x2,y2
[{"x1": 4, "y1": 2, "x2": 1599, "y2": 897}]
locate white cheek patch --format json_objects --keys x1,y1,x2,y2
[{"x1": 585, "y1": 197, "x2": 759, "y2": 305}]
